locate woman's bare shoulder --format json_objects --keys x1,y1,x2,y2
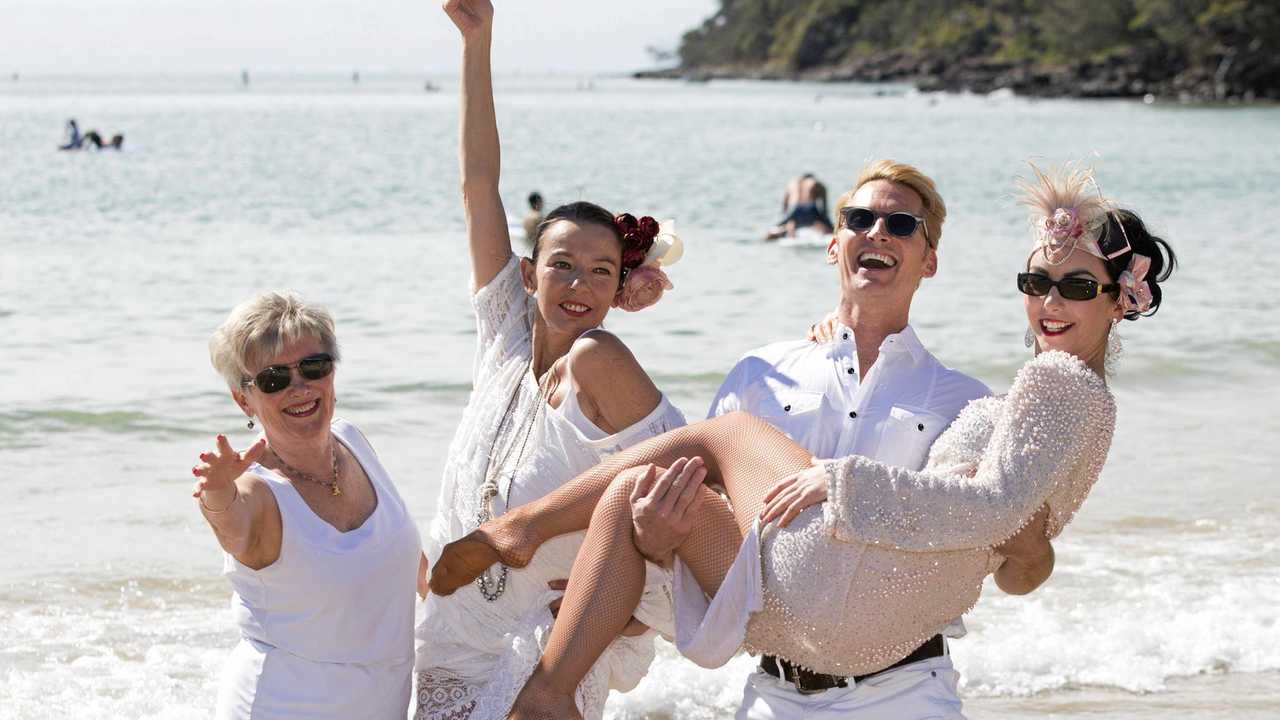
[{"x1": 567, "y1": 330, "x2": 661, "y2": 425}]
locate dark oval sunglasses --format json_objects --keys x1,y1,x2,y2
[
  {"x1": 839, "y1": 206, "x2": 930, "y2": 242},
  {"x1": 244, "y1": 353, "x2": 335, "y2": 394},
  {"x1": 1017, "y1": 273, "x2": 1118, "y2": 301}
]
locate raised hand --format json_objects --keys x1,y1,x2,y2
[
  {"x1": 442, "y1": 0, "x2": 493, "y2": 38},
  {"x1": 759, "y1": 458, "x2": 829, "y2": 527},
  {"x1": 191, "y1": 435, "x2": 267, "y2": 510}
]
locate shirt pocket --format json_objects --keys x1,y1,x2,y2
[
  {"x1": 876, "y1": 405, "x2": 947, "y2": 470},
  {"x1": 754, "y1": 389, "x2": 824, "y2": 439}
]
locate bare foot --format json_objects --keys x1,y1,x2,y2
[
  {"x1": 428, "y1": 518, "x2": 538, "y2": 596},
  {"x1": 507, "y1": 674, "x2": 581, "y2": 720}
]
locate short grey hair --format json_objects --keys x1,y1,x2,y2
[{"x1": 209, "y1": 291, "x2": 341, "y2": 391}]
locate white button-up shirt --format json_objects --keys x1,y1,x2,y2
[{"x1": 708, "y1": 324, "x2": 991, "y2": 637}]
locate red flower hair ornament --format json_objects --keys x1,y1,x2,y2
[{"x1": 612, "y1": 213, "x2": 683, "y2": 312}]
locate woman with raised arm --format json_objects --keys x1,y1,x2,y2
[
  {"x1": 194, "y1": 293, "x2": 423, "y2": 719},
  {"x1": 430, "y1": 166, "x2": 1177, "y2": 719},
  {"x1": 414, "y1": 2, "x2": 687, "y2": 719}
]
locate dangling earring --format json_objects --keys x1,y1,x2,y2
[
  {"x1": 1024, "y1": 326, "x2": 1035, "y2": 349},
  {"x1": 1105, "y1": 319, "x2": 1123, "y2": 374},
  {"x1": 247, "y1": 417, "x2": 256, "y2": 430}
]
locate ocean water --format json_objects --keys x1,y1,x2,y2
[{"x1": 1, "y1": 74, "x2": 1278, "y2": 719}]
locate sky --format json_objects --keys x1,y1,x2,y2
[{"x1": 0, "y1": 0, "x2": 720, "y2": 75}]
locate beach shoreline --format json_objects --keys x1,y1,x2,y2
[{"x1": 2, "y1": 74, "x2": 1277, "y2": 719}]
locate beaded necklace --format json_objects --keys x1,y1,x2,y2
[{"x1": 474, "y1": 359, "x2": 555, "y2": 601}]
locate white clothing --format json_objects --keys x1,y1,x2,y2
[
  {"x1": 735, "y1": 656, "x2": 964, "y2": 720},
  {"x1": 707, "y1": 325, "x2": 990, "y2": 477},
  {"x1": 416, "y1": 255, "x2": 684, "y2": 720},
  {"x1": 674, "y1": 519, "x2": 765, "y2": 669},
  {"x1": 677, "y1": 326, "x2": 986, "y2": 710},
  {"x1": 215, "y1": 418, "x2": 421, "y2": 720}
]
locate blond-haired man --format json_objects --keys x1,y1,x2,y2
[{"x1": 632, "y1": 160, "x2": 1055, "y2": 718}]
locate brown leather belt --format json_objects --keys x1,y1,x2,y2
[{"x1": 759, "y1": 634, "x2": 946, "y2": 695}]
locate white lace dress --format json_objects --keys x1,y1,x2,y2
[{"x1": 415, "y1": 255, "x2": 685, "y2": 720}]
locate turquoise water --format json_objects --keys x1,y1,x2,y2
[{"x1": 1, "y1": 74, "x2": 1278, "y2": 718}]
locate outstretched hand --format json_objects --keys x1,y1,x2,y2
[
  {"x1": 191, "y1": 435, "x2": 266, "y2": 504},
  {"x1": 442, "y1": 0, "x2": 493, "y2": 37},
  {"x1": 759, "y1": 458, "x2": 829, "y2": 527}
]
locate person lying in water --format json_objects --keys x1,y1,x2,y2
[{"x1": 766, "y1": 173, "x2": 834, "y2": 240}]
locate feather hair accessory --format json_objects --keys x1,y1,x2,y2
[{"x1": 1018, "y1": 163, "x2": 1130, "y2": 264}]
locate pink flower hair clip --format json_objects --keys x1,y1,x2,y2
[{"x1": 1117, "y1": 253, "x2": 1153, "y2": 315}]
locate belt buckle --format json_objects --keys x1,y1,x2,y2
[
  {"x1": 784, "y1": 665, "x2": 833, "y2": 696},
  {"x1": 793, "y1": 677, "x2": 828, "y2": 696}
]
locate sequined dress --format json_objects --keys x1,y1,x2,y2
[
  {"x1": 414, "y1": 256, "x2": 684, "y2": 720},
  {"x1": 681, "y1": 350, "x2": 1115, "y2": 677}
]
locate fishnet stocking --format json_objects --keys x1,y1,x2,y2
[{"x1": 503, "y1": 412, "x2": 811, "y2": 711}]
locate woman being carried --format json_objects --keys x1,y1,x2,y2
[
  {"x1": 430, "y1": 166, "x2": 1177, "y2": 719},
  {"x1": 414, "y1": 2, "x2": 686, "y2": 719}
]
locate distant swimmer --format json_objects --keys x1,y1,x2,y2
[
  {"x1": 766, "y1": 172, "x2": 834, "y2": 241},
  {"x1": 58, "y1": 119, "x2": 82, "y2": 150},
  {"x1": 60, "y1": 121, "x2": 124, "y2": 151},
  {"x1": 241, "y1": 69, "x2": 250, "y2": 87},
  {"x1": 84, "y1": 132, "x2": 124, "y2": 150},
  {"x1": 522, "y1": 191, "x2": 545, "y2": 242}
]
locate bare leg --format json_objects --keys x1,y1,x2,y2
[
  {"x1": 501, "y1": 414, "x2": 811, "y2": 718},
  {"x1": 430, "y1": 411, "x2": 810, "y2": 595}
]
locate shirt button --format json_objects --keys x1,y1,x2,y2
[
  {"x1": 917, "y1": 423, "x2": 925, "y2": 431},
  {"x1": 783, "y1": 405, "x2": 792, "y2": 412},
  {"x1": 846, "y1": 368, "x2": 855, "y2": 375},
  {"x1": 848, "y1": 411, "x2": 858, "y2": 419},
  {"x1": 842, "y1": 333, "x2": 849, "y2": 340}
]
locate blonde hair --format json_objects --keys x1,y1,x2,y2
[
  {"x1": 834, "y1": 160, "x2": 947, "y2": 248},
  {"x1": 209, "y1": 291, "x2": 340, "y2": 390}
]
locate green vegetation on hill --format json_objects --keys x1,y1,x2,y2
[{"x1": 667, "y1": 0, "x2": 1279, "y2": 100}]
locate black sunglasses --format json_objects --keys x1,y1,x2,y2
[
  {"x1": 840, "y1": 206, "x2": 930, "y2": 243},
  {"x1": 1017, "y1": 273, "x2": 1118, "y2": 301},
  {"x1": 244, "y1": 353, "x2": 335, "y2": 394}
]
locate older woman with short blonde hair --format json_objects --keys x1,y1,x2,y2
[{"x1": 193, "y1": 291, "x2": 422, "y2": 719}]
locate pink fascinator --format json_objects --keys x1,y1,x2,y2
[
  {"x1": 1020, "y1": 162, "x2": 1155, "y2": 315},
  {"x1": 1018, "y1": 164, "x2": 1116, "y2": 264}
]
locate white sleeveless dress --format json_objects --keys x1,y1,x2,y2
[
  {"x1": 215, "y1": 418, "x2": 422, "y2": 719},
  {"x1": 415, "y1": 255, "x2": 686, "y2": 720}
]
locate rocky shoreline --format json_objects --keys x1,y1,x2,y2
[{"x1": 638, "y1": 52, "x2": 1276, "y2": 103}]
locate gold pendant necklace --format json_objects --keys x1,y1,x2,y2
[{"x1": 270, "y1": 443, "x2": 341, "y2": 497}]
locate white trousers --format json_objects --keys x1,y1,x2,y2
[{"x1": 735, "y1": 656, "x2": 966, "y2": 720}]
